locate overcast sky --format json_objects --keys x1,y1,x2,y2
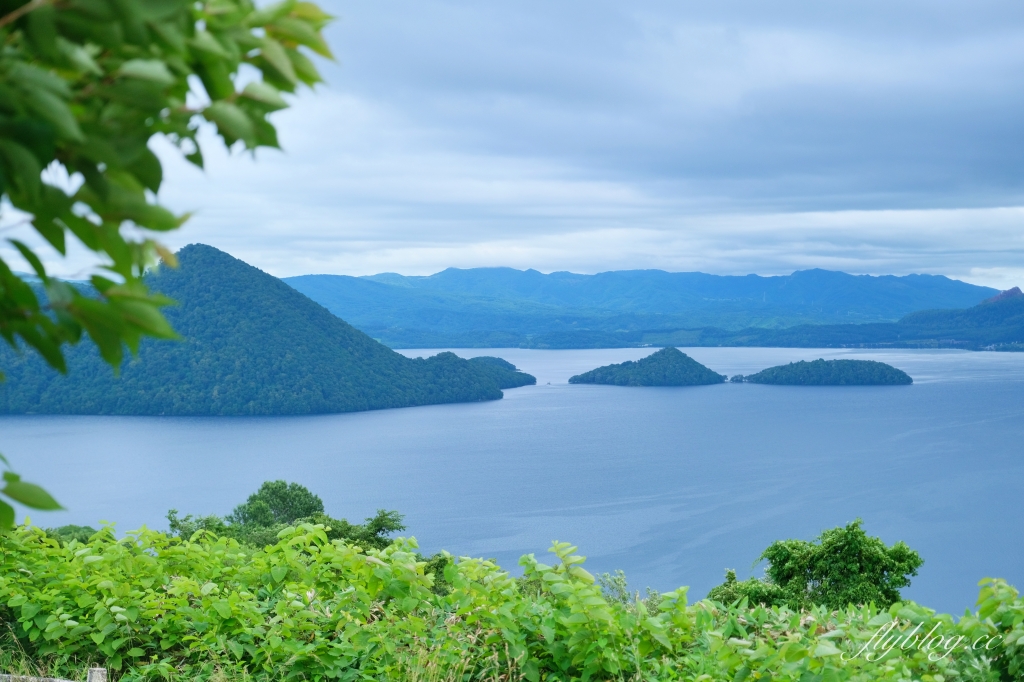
[{"x1": 9, "y1": 0, "x2": 1024, "y2": 286}]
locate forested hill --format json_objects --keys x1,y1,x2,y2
[
  {"x1": 647, "y1": 287, "x2": 1024, "y2": 351},
  {"x1": 284, "y1": 268, "x2": 996, "y2": 348},
  {"x1": 0, "y1": 245, "x2": 534, "y2": 416},
  {"x1": 569, "y1": 348, "x2": 726, "y2": 386},
  {"x1": 737, "y1": 359, "x2": 913, "y2": 386}
]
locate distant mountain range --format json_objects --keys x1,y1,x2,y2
[
  {"x1": 675, "y1": 287, "x2": 1023, "y2": 351},
  {"x1": 284, "y1": 268, "x2": 999, "y2": 349},
  {"x1": 0, "y1": 246, "x2": 534, "y2": 416}
]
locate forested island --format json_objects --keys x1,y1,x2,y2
[
  {"x1": 732, "y1": 358, "x2": 913, "y2": 385},
  {"x1": 569, "y1": 347, "x2": 726, "y2": 386},
  {"x1": 0, "y1": 245, "x2": 535, "y2": 416}
]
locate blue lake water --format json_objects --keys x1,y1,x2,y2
[{"x1": 1, "y1": 347, "x2": 1021, "y2": 615}]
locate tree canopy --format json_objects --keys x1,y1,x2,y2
[
  {"x1": 164, "y1": 479, "x2": 406, "y2": 551},
  {"x1": 708, "y1": 519, "x2": 924, "y2": 610},
  {"x1": 0, "y1": 0, "x2": 331, "y2": 525}
]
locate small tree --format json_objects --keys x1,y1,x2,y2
[
  {"x1": 762, "y1": 519, "x2": 923, "y2": 609},
  {"x1": 227, "y1": 479, "x2": 324, "y2": 526},
  {"x1": 708, "y1": 519, "x2": 923, "y2": 610}
]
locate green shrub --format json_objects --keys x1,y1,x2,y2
[
  {"x1": 708, "y1": 520, "x2": 924, "y2": 611},
  {"x1": 706, "y1": 569, "x2": 788, "y2": 608},
  {"x1": 165, "y1": 480, "x2": 405, "y2": 552}
]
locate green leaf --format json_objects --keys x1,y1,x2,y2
[
  {"x1": 0, "y1": 139, "x2": 43, "y2": 203},
  {"x1": 286, "y1": 47, "x2": 322, "y2": 85},
  {"x1": 0, "y1": 501, "x2": 14, "y2": 530},
  {"x1": 56, "y1": 37, "x2": 103, "y2": 75},
  {"x1": 245, "y1": 0, "x2": 298, "y2": 28},
  {"x1": 241, "y1": 81, "x2": 288, "y2": 110},
  {"x1": 8, "y1": 240, "x2": 47, "y2": 279},
  {"x1": 21, "y1": 88, "x2": 84, "y2": 143},
  {"x1": 259, "y1": 37, "x2": 297, "y2": 85},
  {"x1": 268, "y1": 17, "x2": 332, "y2": 58},
  {"x1": 271, "y1": 565, "x2": 288, "y2": 583},
  {"x1": 190, "y1": 30, "x2": 232, "y2": 58},
  {"x1": 118, "y1": 59, "x2": 175, "y2": 86},
  {"x1": 814, "y1": 642, "x2": 842, "y2": 657},
  {"x1": 26, "y1": 6, "x2": 60, "y2": 61},
  {"x1": 1, "y1": 481, "x2": 62, "y2": 510},
  {"x1": 204, "y1": 102, "x2": 257, "y2": 147},
  {"x1": 127, "y1": 147, "x2": 163, "y2": 192}
]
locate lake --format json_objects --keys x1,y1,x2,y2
[{"x1": 1, "y1": 347, "x2": 1021, "y2": 615}]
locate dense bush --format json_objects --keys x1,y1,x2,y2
[
  {"x1": 708, "y1": 520, "x2": 924, "y2": 611},
  {"x1": 1, "y1": 523, "x2": 1021, "y2": 682},
  {"x1": 163, "y1": 481, "x2": 405, "y2": 553}
]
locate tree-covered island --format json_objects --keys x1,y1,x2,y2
[
  {"x1": 569, "y1": 347, "x2": 726, "y2": 386},
  {"x1": 732, "y1": 358, "x2": 913, "y2": 385}
]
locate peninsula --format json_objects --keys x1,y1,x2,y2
[
  {"x1": 0, "y1": 245, "x2": 535, "y2": 416},
  {"x1": 569, "y1": 347, "x2": 726, "y2": 386}
]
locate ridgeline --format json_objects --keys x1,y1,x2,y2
[
  {"x1": 734, "y1": 359, "x2": 913, "y2": 386},
  {"x1": 285, "y1": 268, "x2": 998, "y2": 348},
  {"x1": 569, "y1": 347, "x2": 726, "y2": 386},
  {"x1": 0, "y1": 245, "x2": 534, "y2": 416}
]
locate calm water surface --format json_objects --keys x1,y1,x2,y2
[{"x1": 1, "y1": 347, "x2": 1021, "y2": 615}]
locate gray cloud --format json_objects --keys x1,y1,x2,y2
[{"x1": 4, "y1": 0, "x2": 1023, "y2": 287}]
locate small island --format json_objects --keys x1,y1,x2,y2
[
  {"x1": 569, "y1": 347, "x2": 726, "y2": 386},
  {"x1": 467, "y1": 356, "x2": 537, "y2": 388},
  {"x1": 732, "y1": 359, "x2": 913, "y2": 385}
]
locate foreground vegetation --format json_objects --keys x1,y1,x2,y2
[{"x1": 1, "y1": 510, "x2": 1021, "y2": 680}]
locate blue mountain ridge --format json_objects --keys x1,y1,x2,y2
[{"x1": 284, "y1": 268, "x2": 998, "y2": 348}]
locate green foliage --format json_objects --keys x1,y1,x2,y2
[
  {"x1": 227, "y1": 480, "x2": 324, "y2": 527},
  {"x1": 760, "y1": 520, "x2": 924, "y2": 610},
  {"x1": 741, "y1": 359, "x2": 914, "y2": 386},
  {"x1": 0, "y1": 0, "x2": 331, "y2": 377},
  {"x1": 0, "y1": 524, "x2": 1020, "y2": 681},
  {"x1": 598, "y1": 569, "x2": 662, "y2": 616},
  {"x1": 709, "y1": 520, "x2": 924, "y2": 612},
  {"x1": 706, "y1": 568, "x2": 789, "y2": 608},
  {"x1": 166, "y1": 480, "x2": 406, "y2": 553},
  {"x1": 569, "y1": 346, "x2": 726, "y2": 386},
  {"x1": 0, "y1": 245, "x2": 538, "y2": 415},
  {"x1": 0, "y1": 451, "x2": 61, "y2": 530},
  {"x1": 43, "y1": 524, "x2": 98, "y2": 545}
]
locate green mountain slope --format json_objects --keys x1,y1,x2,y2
[
  {"x1": 738, "y1": 359, "x2": 913, "y2": 385},
  {"x1": 285, "y1": 268, "x2": 996, "y2": 347},
  {"x1": 569, "y1": 347, "x2": 726, "y2": 386},
  {"x1": 645, "y1": 287, "x2": 1024, "y2": 351},
  {"x1": 0, "y1": 245, "x2": 534, "y2": 416}
]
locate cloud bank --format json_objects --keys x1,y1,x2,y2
[{"x1": 4, "y1": 0, "x2": 1023, "y2": 287}]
